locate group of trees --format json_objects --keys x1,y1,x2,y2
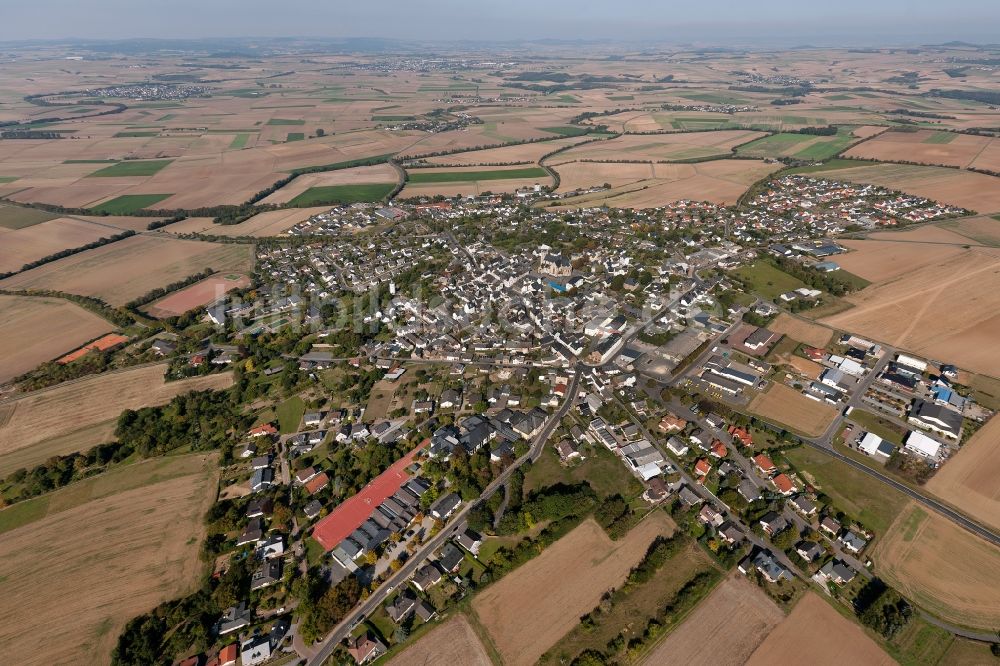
[
  {"x1": 115, "y1": 388, "x2": 245, "y2": 456},
  {"x1": 496, "y1": 481, "x2": 598, "y2": 534},
  {"x1": 294, "y1": 572, "x2": 363, "y2": 644},
  {"x1": 769, "y1": 256, "x2": 861, "y2": 298},
  {"x1": 854, "y1": 578, "x2": 913, "y2": 639},
  {"x1": 1, "y1": 440, "x2": 134, "y2": 504},
  {"x1": 593, "y1": 493, "x2": 640, "y2": 540}
]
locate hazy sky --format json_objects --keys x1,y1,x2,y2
[{"x1": 2, "y1": 0, "x2": 998, "y2": 45}]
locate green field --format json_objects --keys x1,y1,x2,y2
[
  {"x1": 373, "y1": 115, "x2": 415, "y2": 121},
  {"x1": 87, "y1": 160, "x2": 173, "y2": 178},
  {"x1": 408, "y1": 167, "x2": 548, "y2": 184},
  {"x1": 541, "y1": 126, "x2": 589, "y2": 137},
  {"x1": 550, "y1": 94, "x2": 580, "y2": 104},
  {"x1": 156, "y1": 114, "x2": 176, "y2": 121},
  {"x1": 229, "y1": 133, "x2": 251, "y2": 149},
  {"x1": 276, "y1": 396, "x2": 306, "y2": 434},
  {"x1": 113, "y1": 131, "x2": 159, "y2": 138},
  {"x1": 89, "y1": 194, "x2": 172, "y2": 214},
  {"x1": 785, "y1": 445, "x2": 908, "y2": 535},
  {"x1": 287, "y1": 183, "x2": 395, "y2": 206},
  {"x1": 732, "y1": 260, "x2": 806, "y2": 299},
  {"x1": 0, "y1": 204, "x2": 59, "y2": 229},
  {"x1": 737, "y1": 131, "x2": 855, "y2": 161},
  {"x1": 286, "y1": 132, "x2": 305, "y2": 142},
  {"x1": 679, "y1": 91, "x2": 751, "y2": 105},
  {"x1": 607, "y1": 95, "x2": 634, "y2": 101},
  {"x1": 738, "y1": 133, "x2": 814, "y2": 155},
  {"x1": 524, "y1": 442, "x2": 644, "y2": 499},
  {"x1": 0, "y1": 176, "x2": 18, "y2": 183},
  {"x1": 62, "y1": 159, "x2": 118, "y2": 164},
  {"x1": 266, "y1": 118, "x2": 305, "y2": 126},
  {"x1": 923, "y1": 131, "x2": 958, "y2": 144}
]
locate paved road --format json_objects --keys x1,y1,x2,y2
[{"x1": 305, "y1": 368, "x2": 581, "y2": 665}]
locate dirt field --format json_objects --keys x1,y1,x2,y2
[
  {"x1": 937, "y1": 215, "x2": 1000, "y2": 246},
  {"x1": 745, "y1": 593, "x2": 894, "y2": 666},
  {"x1": 835, "y1": 236, "x2": 971, "y2": 283},
  {"x1": 874, "y1": 501, "x2": 1000, "y2": 630},
  {"x1": 926, "y1": 415, "x2": 1000, "y2": 533},
  {"x1": 822, "y1": 244, "x2": 1000, "y2": 376},
  {"x1": 0, "y1": 365, "x2": 233, "y2": 474},
  {"x1": 386, "y1": 614, "x2": 491, "y2": 666},
  {"x1": 0, "y1": 294, "x2": 114, "y2": 383},
  {"x1": 844, "y1": 129, "x2": 997, "y2": 169},
  {"x1": 473, "y1": 513, "x2": 674, "y2": 666},
  {"x1": 0, "y1": 216, "x2": 126, "y2": 274},
  {"x1": 804, "y1": 162, "x2": 1000, "y2": 214},
  {"x1": 768, "y1": 313, "x2": 834, "y2": 348},
  {"x1": 749, "y1": 383, "x2": 839, "y2": 436},
  {"x1": 640, "y1": 574, "x2": 784, "y2": 666},
  {"x1": 0, "y1": 454, "x2": 217, "y2": 665},
  {"x1": 549, "y1": 159, "x2": 779, "y2": 208},
  {"x1": 0, "y1": 235, "x2": 254, "y2": 306},
  {"x1": 145, "y1": 273, "x2": 250, "y2": 318},
  {"x1": 419, "y1": 135, "x2": 592, "y2": 166}
]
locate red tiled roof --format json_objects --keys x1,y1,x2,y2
[
  {"x1": 772, "y1": 473, "x2": 795, "y2": 494},
  {"x1": 312, "y1": 441, "x2": 426, "y2": 551},
  {"x1": 694, "y1": 459, "x2": 711, "y2": 475},
  {"x1": 710, "y1": 440, "x2": 728, "y2": 458},
  {"x1": 218, "y1": 643, "x2": 238, "y2": 666},
  {"x1": 305, "y1": 472, "x2": 330, "y2": 495},
  {"x1": 753, "y1": 454, "x2": 776, "y2": 472}
]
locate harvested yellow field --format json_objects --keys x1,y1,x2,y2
[
  {"x1": 386, "y1": 614, "x2": 491, "y2": 666},
  {"x1": 874, "y1": 502, "x2": 1000, "y2": 630},
  {"x1": 937, "y1": 215, "x2": 1000, "y2": 246},
  {"x1": 844, "y1": 129, "x2": 996, "y2": 169},
  {"x1": 556, "y1": 130, "x2": 765, "y2": 162},
  {"x1": 0, "y1": 454, "x2": 218, "y2": 665},
  {"x1": 0, "y1": 235, "x2": 254, "y2": 306},
  {"x1": 926, "y1": 415, "x2": 1000, "y2": 533},
  {"x1": 640, "y1": 574, "x2": 784, "y2": 666},
  {"x1": 749, "y1": 383, "x2": 839, "y2": 437},
  {"x1": 834, "y1": 237, "x2": 968, "y2": 283},
  {"x1": 0, "y1": 294, "x2": 114, "y2": 383},
  {"x1": 0, "y1": 365, "x2": 233, "y2": 473},
  {"x1": 822, "y1": 245, "x2": 1000, "y2": 377},
  {"x1": 746, "y1": 593, "x2": 894, "y2": 666},
  {"x1": 769, "y1": 313, "x2": 834, "y2": 348},
  {"x1": 0, "y1": 216, "x2": 125, "y2": 274},
  {"x1": 419, "y1": 135, "x2": 592, "y2": 166},
  {"x1": 474, "y1": 513, "x2": 674, "y2": 666},
  {"x1": 550, "y1": 159, "x2": 779, "y2": 208}
]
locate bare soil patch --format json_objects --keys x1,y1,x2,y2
[
  {"x1": 749, "y1": 383, "x2": 839, "y2": 437},
  {"x1": 386, "y1": 614, "x2": 492, "y2": 666},
  {"x1": 640, "y1": 574, "x2": 784, "y2": 666},
  {"x1": 145, "y1": 273, "x2": 250, "y2": 318},
  {"x1": 746, "y1": 593, "x2": 894, "y2": 666},
  {"x1": 0, "y1": 456, "x2": 217, "y2": 665},
  {"x1": 0, "y1": 235, "x2": 254, "y2": 306},
  {"x1": 768, "y1": 313, "x2": 834, "y2": 348},
  {"x1": 473, "y1": 513, "x2": 674, "y2": 666},
  {"x1": 834, "y1": 237, "x2": 969, "y2": 283},
  {"x1": 926, "y1": 415, "x2": 1000, "y2": 533},
  {"x1": 556, "y1": 130, "x2": 765, "y2": 162},
  {"x1": 874, "y1": 501, "x2": 1000, "y2": 630},
  {"x1": 419, "y1": 135, "x2": 591, "y2": 166},
  {"x1": 844, "y1": 129, "x2": 994, "y2": 168},
  {"x1": 0, "y1": 294, "x2": 113, "y2": 383}
]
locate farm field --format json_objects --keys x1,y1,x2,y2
[
  {"x1": 417, "y1": 135, "x2": 592, "y2": 166},
  {"x1": 801, "y1": 162, "x2": 1000, "y2": 214},
  {"x1": 399, "y1": 165, "x2": 553, "y2": 198},
  {"x1": 287, "y1": 183, "x2": 396, "y2": 206},
  {"x1": 0, "y1": 294, "x2": 113, "y2": 383},
  {"x1": 473, "y1": 513, "x2": 674, "y2": 666},
  {"x1": 385, "y1": 614, "x2": 491, "y2": 666},
  {"x1": 748, "y1": 383, "x2": 839, "y2": 437},
  {"x1": 166, "y1": 207, "x2": 332, "y2": 237},
  {"x1": 0, "y1": 454, "x2": 218, "y2": 665},
  {"x1": 87, "y1": 159, "x2": 173, "y2": 177},
  {"x1": 407, "y1": 166, "x2": 549, "y2": 183},
  {"x1": 785, "y1": 445, "x2": 909, "y2": 534},
  {"x1": 639, "y1": 574, "x2": 783, "y2": 666},
  {"x1": 553, "y1": 130, "x2": 765, "y2": 162},
  {"x1": 745, "y1": 593, "x2": 894, "y2": 666},
  {"x1": 936, "y1": 215, "x2": 1000, "y2": 246},
  {"x1": 259, "y1": 163, "x2": 398, "y2": 204},
  {"x1": 0, "y1": 202, "x2": 59, "y2": 229},
  {"x1": 736, "y1": 130, "x2": 856, "y2": 160},
  {"x1": 873, "y1": 501, "x2": 1000, "y2": 630},
  {"x1": 549, "y1": 159, "x2": 779, "y2": 208},
  {"x1": 822, "y1": 244, "x2": 1000, "y2": 377},
  {"x1": 843, "y1": 128, "x2": 1000, "y2": 169},
  {"x1": 0, "y1": 235, "x2": 254, "y2": 306},
  {"x1": 768, "y1": 313, "x2": 834, "y2": 348},
  {"x1": 0, "y1": 216, "x2": 137, "y2": 274},
  {"x1": 544, "y1": 540, "x2": 714, "y2": 664},
  {"x1": 0, "y1": 365, "x2": 233, "y2": 475},
  {"x1": 144, "y1": 273, "x2": 250, "y2": 318},
  {"x1": 834, "y1": 234, "x2": 972, "y2": 283},
  {"x1": 731, "y1": 260, "x2": 807, "y2": 300},
  {"x1": 88, "y1": 193, "x2": 172, "y2": 214},
  {"x1": 925, "y1": 415, "x2": 1000, "y2": 533}
]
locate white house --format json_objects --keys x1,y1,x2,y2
[{"x1": 904, "y1": 431, "x2": 942, "y2": 459}]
